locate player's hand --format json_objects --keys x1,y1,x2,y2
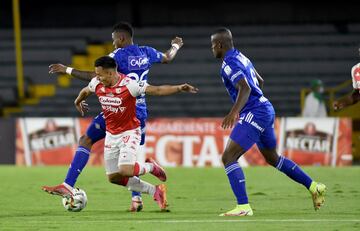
[
  {"x1": 333, "y1": 100, "x2": 345, "y2": 111},
  {"x1": 222, "y1": 112, "x2": 239, "y2": 129},
  {"x1": 171, "y1": 36, "x2": 183, "y2": 49},
  {"x1": 178, "y1": 83, "x2": 198, "y2": 93},
  {"x1": 49, "y1": 63, "x2": 67, "y2": 74},
  {"x1": 75, "y1": 100, "x2": 89, "y2": 116}
]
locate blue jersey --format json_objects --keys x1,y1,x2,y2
[
  {"x1": 109, "y1": 45, "x2": 163, "y2": 120},
  {"x1": 220, "y1": 48, "x2": 274, "y2": 114}
]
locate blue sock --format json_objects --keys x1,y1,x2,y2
[
  {"x1": 276, "y1": 156, "x2": 313, "y2": 189},
  {"x1": 225, "y1": 162, "x2": 248, "y2": 204},
  {"x1": 64, "y1": 146, "x2": 90, "y2": 187},
  {"x1": 132, "y1": 191, "x2": 141, "y2": 197}
]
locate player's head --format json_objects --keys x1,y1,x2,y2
[
  {"x1": 112, "y1": 22, "x2": 134, "y2": 49},
  {"x1": 94, "y1": 56, "x2": 118, "y2": 86},
  {"x1": 310, "y1": 79, "x2": 324, "y2": 93},
  {"x1": 211, "y1": 27, "x2": 234, "y2": 59}
]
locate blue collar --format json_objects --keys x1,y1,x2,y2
[{"x1": 224, "y1": 48, "x2": 236, "y2": 59}]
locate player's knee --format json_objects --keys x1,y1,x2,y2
[
  {"x1": 221, "y1": 153, "x2": 233, "y2": 166},
  {"x1": 117, "y1": 166, "x2": 133, "y2": 177},
  {"x1": 263, "y1": 152, "x2": 279, "y2": 167},
  {"x1": 79, "y1": 135, "x2": 93, "y2": 149},
  {"x1": 108, "y1": 174, "x2": 119, "y2": 184},
  {"x1": 108, "y1": 174, "x2": 128, "y2": 186}
]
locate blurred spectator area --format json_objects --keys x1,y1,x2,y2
[{"x1": 0, "y1": 24, "x2": 359, "y2": 117}]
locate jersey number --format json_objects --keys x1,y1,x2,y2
[
  {"x1": 127, "y1": 70, "x2": 149, "y2": 82},
  {"x1": 249, "y1": 67, "x2": 261, "y2": 92}
]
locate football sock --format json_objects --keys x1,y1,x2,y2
[
  {"x1": 126, "y1": 177, "x2": 156, "y2": 196},
  {"x1": 225, "y1": 161, "x2": 248, "y2": 204},
  {"x1": 276, "y1": 156, "x2": 312, "y2": 189},
  {"x1": 309, "y1": 181, "x2": 319, "y2": 193},
  {"x1": 133, "y1": 162, "x2": 154, "y2": 176},
  {"x1": 64, "y1": 146, "x2": 90, "y2": 187}
]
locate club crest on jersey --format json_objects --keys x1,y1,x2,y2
[
  {"x1": 224, "y1": 65, "x2": 232, "y2": 76},
  {"x1": 128, "y1": 55, "x2": 149, "y2": 70},
  {"x1": 115, "y1": 88, "x2": 121, "y2": 94}
]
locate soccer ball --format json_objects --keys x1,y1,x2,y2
[{"x1": 62, "y1": 188, "x2": 87, "y2": 212}]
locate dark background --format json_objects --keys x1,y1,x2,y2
[{"x1": 2, "y1": 1, "x2": 360, "y2": 28}]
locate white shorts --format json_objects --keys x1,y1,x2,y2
[{"x1": 104, "y1": 127, "x2": 141, "y2": 174}]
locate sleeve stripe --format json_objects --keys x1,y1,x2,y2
[{"x1": 230, "y1": 70, "x2": 244, "y2": 82}]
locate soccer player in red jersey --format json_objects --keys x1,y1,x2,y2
[{"x1": 74, "y1": 56, "x2": 197, "y2": 210}]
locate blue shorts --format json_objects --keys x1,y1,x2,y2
[
  {"x1": 86, "y1": 112, "x2": 147, "y2": 145},
  {"x1": 230, "y1": 110, "x2": 277, "y2": 152}
]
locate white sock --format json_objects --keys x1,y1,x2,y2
[{"x1": 126, "y1": 177, "x2": 156, "y2": 196}]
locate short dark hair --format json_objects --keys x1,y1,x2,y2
[
  {"x1": 213, "y1": 27, "x2": 230, "y2": 34},
  {"x1": 112, "y1": 22, "x2": 134, "y2": 37},
  {"x1": 212, "y1": 27, "x2": 231, "y2": 36},
  {"x1": 94, "y1": 56, "x2": 116, "y2": 69}
]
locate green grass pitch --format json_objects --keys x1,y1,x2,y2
[{"x1": 0, "y1": 166, "x2": 359, "y2": 231}]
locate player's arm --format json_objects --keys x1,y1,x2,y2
[
  {"x1": 74, "y1": 87, "x2": 92, "y2": 116},
  {"x1": 161, "y1": 37, "x2": 183, "y2": 63},
  {"x1": 254, "y1": 69, "x2": 264, "y2": 90},
  {"x1": 126, "y1": 79, "x2": 198, "y2": 97},
  {"x1": 333, "y1": 90, "x2": 360, "y2": 111},
  {"x1": 222, "y1": 78, "x2": 251, "y2": 129},
  {"x1": 146, "y1": 83, "x2": 198, "y2": 96},
  {"x1": 49, "y1": 64, "x2": 96, "y2": 82}
]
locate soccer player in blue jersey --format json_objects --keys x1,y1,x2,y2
[
  {"x1": 211, "y1": 28, "x2": 326, "y2": 216},
  {"x1": 43, "y1": 22, "x2": 183, "y2": 212}
]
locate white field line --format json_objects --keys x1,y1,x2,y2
[{"x1": 14, "y1": 219, "x2": 360, "y2": 224}]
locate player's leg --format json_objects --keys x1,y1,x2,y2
[
  {"x1": 107, "y1": 172, "x2": 167, "y2": 210},
  {"x1": 258, "y1": 115, "x2": 326, "y2": 210},
  {"x1": 106, "y1": 128, "x2": 167, "y2": 210},
  {"x1": 219, "y1": 121, "x2": 256, "y2": 216},
  {"x1": 42, "y1": 113, "x2": 106, "y2": 197},
  {"x1": 130, "y1": 120, "x2": 146, "y2": 200},
  {"x1": 116, "y1": 128, "x2": 165, "y2": 179}
]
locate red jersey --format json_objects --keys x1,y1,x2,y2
[{"x1": 88, "y1": 74, "x2": 148, "y2": 135}]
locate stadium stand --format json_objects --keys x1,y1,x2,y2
[{"x1": 0, "y1": 24, "x2": 359, "y2": 117}]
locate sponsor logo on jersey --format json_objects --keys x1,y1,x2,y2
[
  {"x1": 99, "y1": 96, "x2": 122, "y2": 106},
  {"x1": 128, "y1": 55, "x2": 149, "y2": 70}
]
